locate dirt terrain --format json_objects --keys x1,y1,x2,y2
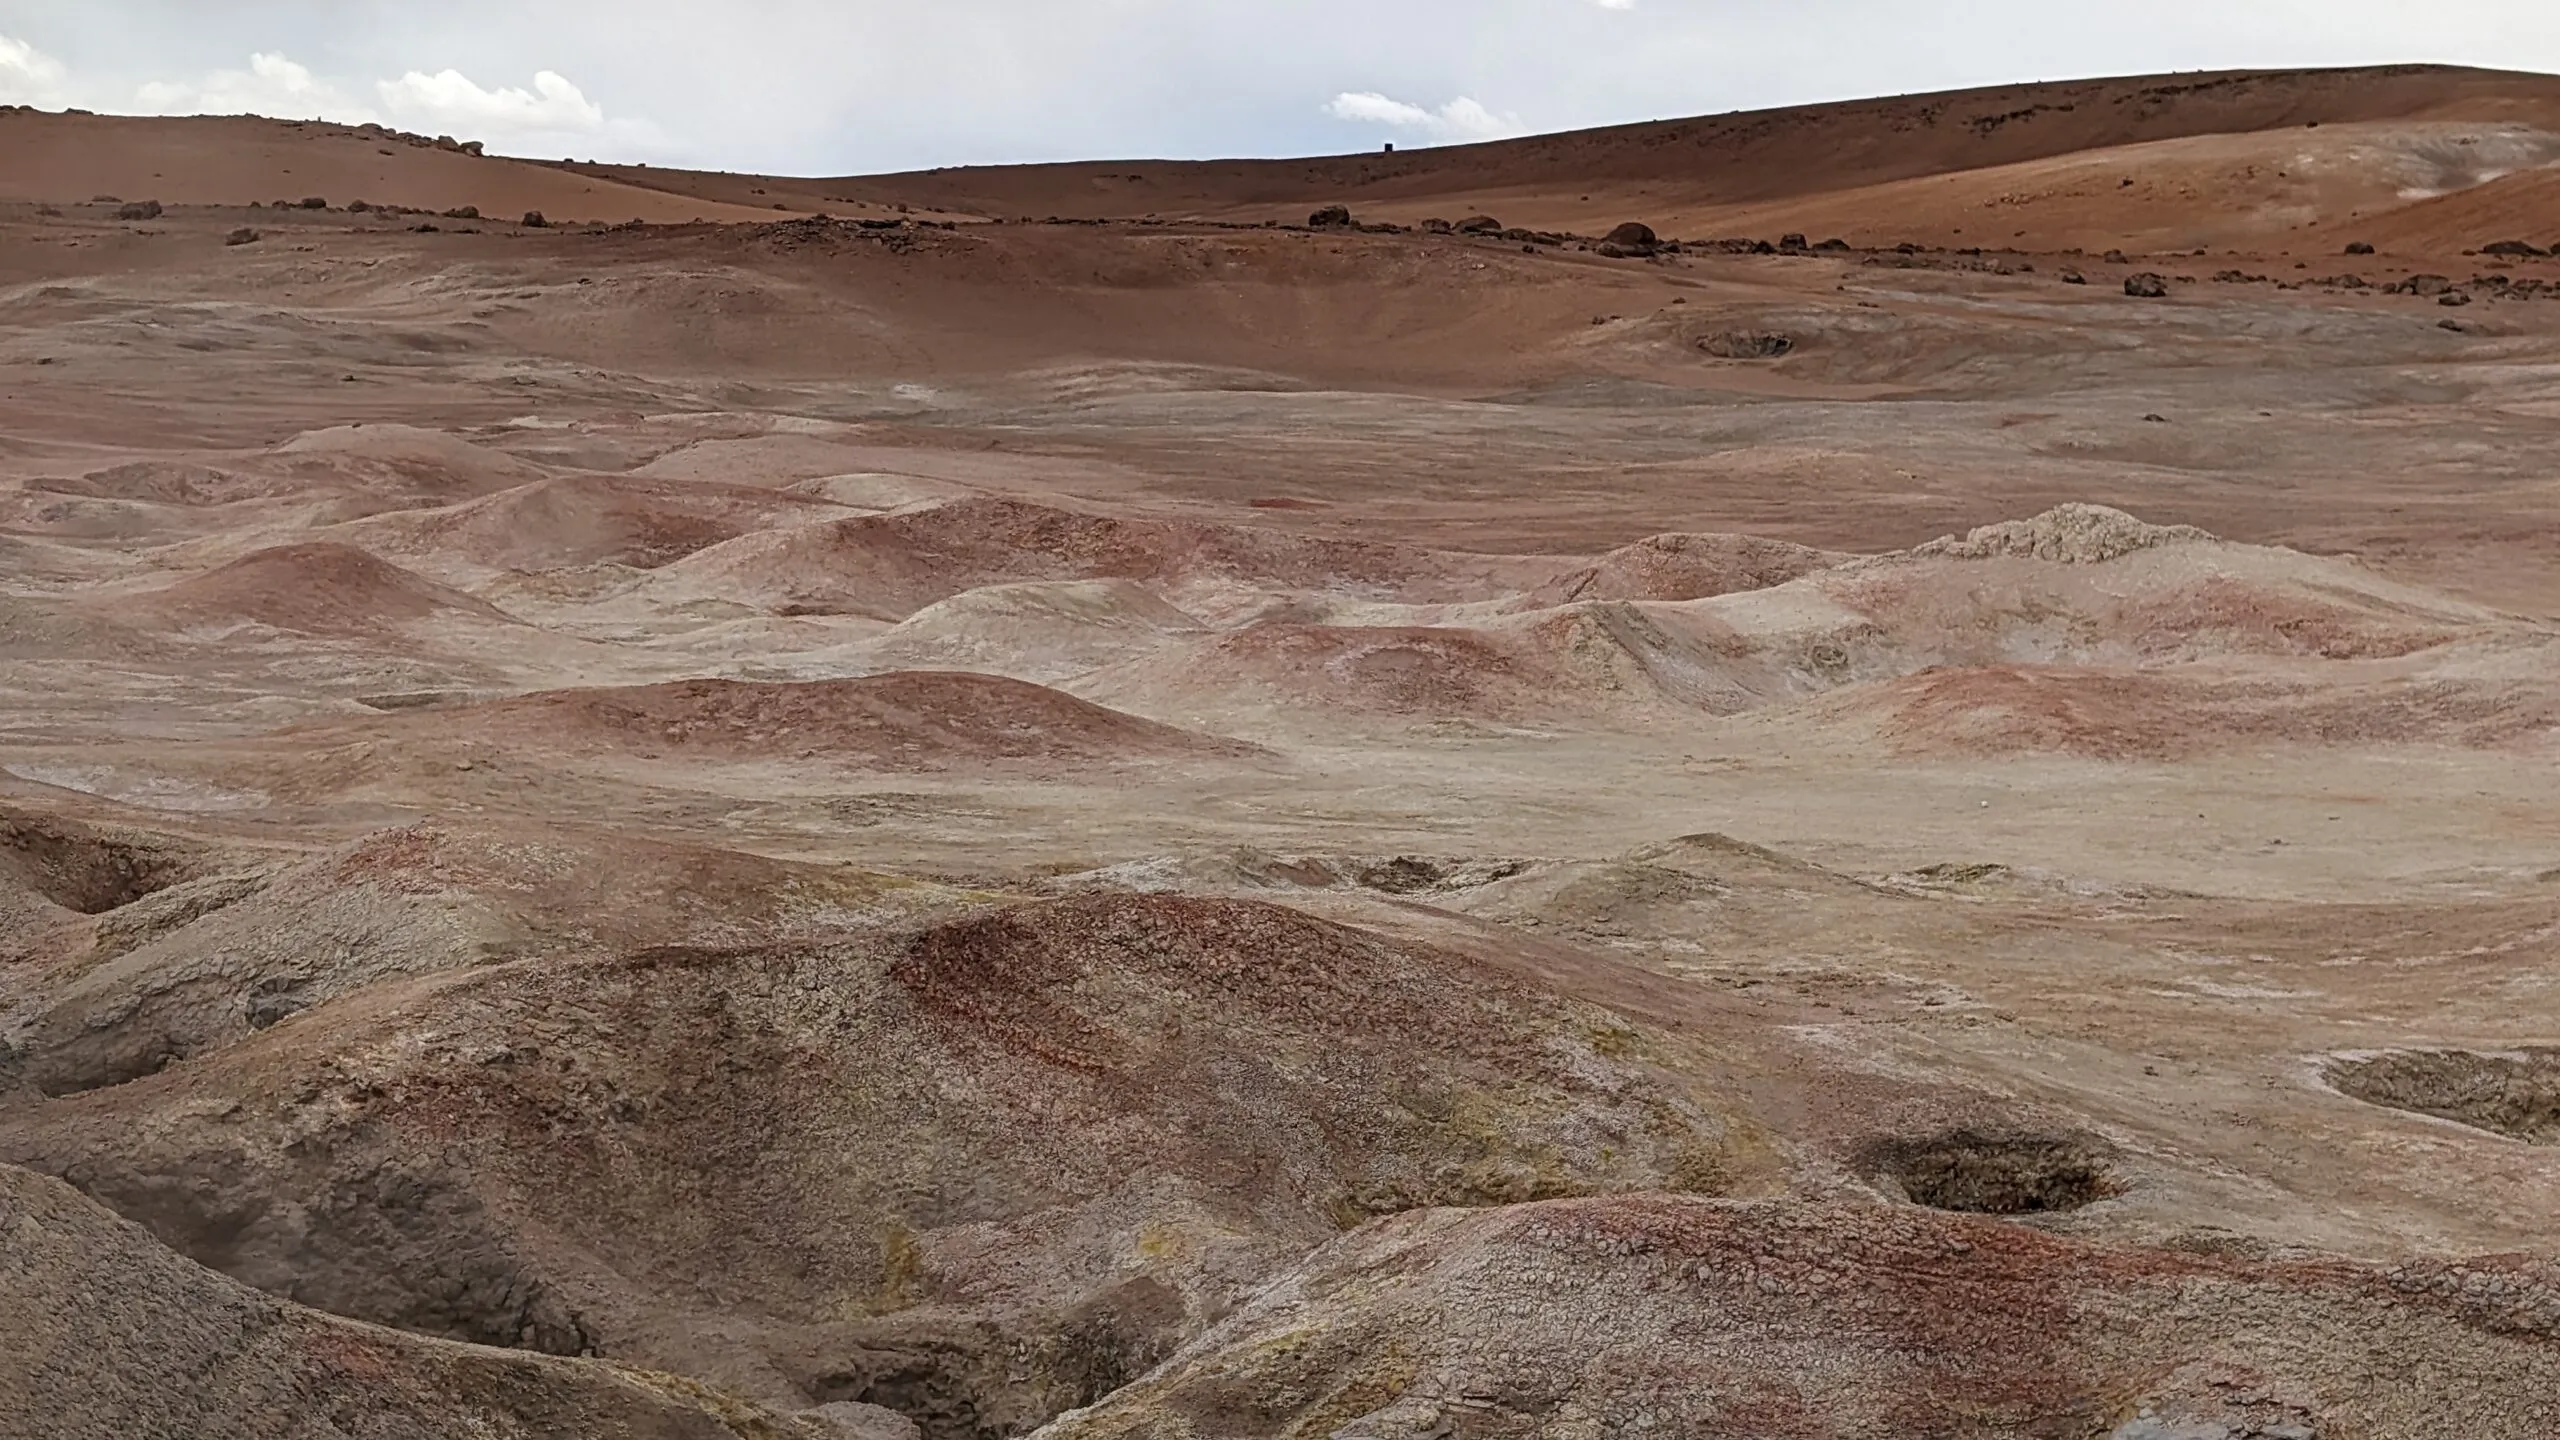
[{"x1": 5, "y1": 63, "x2": 2560, "y2": 1440}]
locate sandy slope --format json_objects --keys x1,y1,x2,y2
[
  {"x1": 568, "y1": 65, "x2": 2560, "y2": 248},
  {"x1": 0, "y1": 109, "x2": 790, "y2": 222}
]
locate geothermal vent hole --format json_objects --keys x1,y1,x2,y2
[
  {"x1": 1861, "y1": 1129, "x2": 2123, "y2": 1214},
  {"x1": 2326, "y1": 1049, "x2": 2560, "y2": 1144},
  {"x1": 0, "y1": 812, "x2": 205, "y2": 916}
]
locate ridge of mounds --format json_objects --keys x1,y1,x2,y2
[
  {"x1": 660, "y1": 496, "x2": 1549, "y2": 621},
  {"x1": 356, "y1": 671, "x2": 1257, "y2": 768},
  {"x1": 861, "y1": 579, "x2": 1209, "y2": 683},
  {"x1": 335, "y1": 470, "x2": 855, "y2": 574},
  {"x1": 1815, "y1": 503, "x2": 2493, "y2": 665},
  {"x1": 6, "y1": 820, "x2": 943, "y2": 1099},
  {"x1": 1071, "y1": 612, "x2": 1739, "y2": 727},
  {"x1": 1041, "y1": 1193, "x2": 2560, "y2": 1440},
  {"x1": 264, "y1": 424, "x2": 558, "y2": 508},
  {"x1": 1439, "y1": 830, "x2": 1904, "y2": 941},
  {"x1": 107, "y1": 541, "x2": 518, "y2": 638},
  {"x1": 24, "y1": 460, "x2": 302, "y2": 507},
  {"x1": 0, "y1": 1163, "x2": 822, "y2": 1440},
  {"x1": 1527, "y1": 531, "x2": 1849, "y2": 606},
  {"x1": 1825, "y1": 662, "x2": 2560, "y2": 759},
  {"x1": 0, "y1": 892, "x2": 1759, "y2": 1431}
]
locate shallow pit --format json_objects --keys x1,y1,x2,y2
[
  {"x1": 2326, "y1": 1049, "x2": 2560, "y2": 1144},
  {"x1": 1860, "y1": 1129, "x2": 2122, "y2": 1214},
  {"x1": 0, "y1": 809, "x2": 207, "y2": 915}
]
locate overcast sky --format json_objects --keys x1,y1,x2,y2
[{"x1": 4, "y1": 2, "x2": 2559, "y2": 175}]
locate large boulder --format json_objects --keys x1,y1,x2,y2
[
  {"x1": 1595, "y1": 222, "x2": 1659, "y2": 258},
  {"x1": 1307, "y1": 204, "x2": 1353, "y2": 229},
  {"x1": 2124, "y1": 273, "x2": 2170, "y2": 298}
]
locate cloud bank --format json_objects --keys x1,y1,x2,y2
[{"x1": 1324, "y1": 92, "x2": 1520, "y2": 144}]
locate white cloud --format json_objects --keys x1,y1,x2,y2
[
  {"x1": 376, "y1": 68, "x2": 604, "y2": 138},
  {"x1": 8, "y1": 36, "x2": 639, "y2": 159},
  {"x1": 0, "y1": 32, "x2": 71, "y2": 108},
  {"x1": 1325, "y1": 91, "x2": 1519, "y2": 144},
  {"x1": 1589, "y1": 0, "x2": 1636, "y2": 9},
  {"x1": 133, "y1": 51, "x2": 371, "y2": 123}
]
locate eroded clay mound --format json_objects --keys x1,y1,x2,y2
[
  {"x1": 7, "y1": 820, "x2": 934, "y2": 1098},
  {"x1": 265, "y1": 424, "x2": 557, "y2": 506},
  {"x1": 663, "y1": 496, "x2": 1545, "y2": 621},
  {"x1": 0, "y1": 894, "x2": 1755, "y2": 1435},
  {"x1": 1808, "y1": 663, "x2": 2558, "y2": 759},
  {"x1": 341, "y1": 471, "x2": 853, "y2": 574},
  {"x1": 381, "y1": 672, "x2": 1253, "y2": 768},
  {"x1": 113, "y1": 542, "x2": 518, "y2": 637},
  {"x1": 0, "y1": 1162, "x2": 813, "y2": 1440},
  {"x1": 861, "y1": 579, "x2": 1207, "y2": 682},
  {"x1": 1039, "y1": 1195, "x2": 2560, "y2": 1440},
  {"x1": 1912, "y1": 503, "x2": 2215, "y2": 564},
  {"x1": 1530, "y1": 531, "x2": 1849, "y2": 606}
]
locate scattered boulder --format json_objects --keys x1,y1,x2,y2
[
  {"x1": 2124, "y1": 273, "x2": 2170, "y2": 298},
  {"x1": 521, "y1": 210, "x2": 549, "y2": 228},
  {"x1": 443, "y1": 205, "x2": 481, "y2": 220},
  {"x1": 222, "y1": 227, "x2": 260, "y2": 247},
  {"x1": 1419, "y1": 217, "x2": 1453, "y2": 234},
  {"x1": 1308, "y1": 204, "x2": 1353, "y2": 229},
  {"x1": 2103, "y1": 249, "x2": 2130, "y2": 264},
  {"x1": 2404, "y1": 274, "x2": 2454, "y2": 296},
  {"x1": 1813, "y1": 237, "x2": 1852, "y2": 252},
  {"x1": 1778, "y1": 232, "x2": 1810, "y2": 251},
  {"x1": 297, "y1": 196, "x2": 328, "y2": 210},
  {"x1": 1454, "y1": 215, "x2": 1504, "y2": 234},
  {"x1": 113, "y1": 200, "x2": 163, "y2": 222},
  {"x1": 346, "y1": 199, "x2": 374, "y2": 213},
  {"x1": 2345, "y1": 241, "x2": 2377, "y2": 255},
  {"x1": 2484, "y1": 241, "x2": 2546, "y2": 258},
  {"x1": 2440, "y1": 291, "x2": 2474, "y2": 307},
  {"x1": 1698, "y1": 331, "x2": 1795, "y2": 360},
  {"x1": 2060, "y1": 268, "x2": 2087, "y2": 285}
]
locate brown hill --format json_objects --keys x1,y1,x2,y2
[
  {"x1": 33, "y1": 65, "x2": 2559, "y2": 256},
  {"x1": 1526, "y1": 532, "x2": 1848, "y2": 606},
  {"x1": 5, "y1": 820, "x2": 942, "y2": 1098},
  {"x1": 335, "y1": 471, "x2": 856, "y2": 575},
  {"x1": 658, "y1": 497, "x2": 1548, "y2": 622},
  {"x1": 112, "y1": 541, "x2": 518, "y2": 637},
  {"x1": 382, "y1": 672, "x2": 1254, "y2": 768},
  {"x1": 1073, "y1": 604, "x2": 1761, "y2": 728},
  {"x1": 0, "y1": 894, "x2": 1763, "y2": 1432},
  {"x1": 0, "y1": 109, "x2": 788, "y2": 222},
  {"x1": 0, "y1": 1161, "x2": 819, "y2": 1440},
  {"x1": 575, "y1": 65, "x2": 2560, "y2": 246},
  {"x1": 1042, "y1": 1193, "x2": 2560, "y2": 1439}
]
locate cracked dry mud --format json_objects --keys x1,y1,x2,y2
[{"x1": 8, "y1": 61, "x2": 2560, "y2": 1440}]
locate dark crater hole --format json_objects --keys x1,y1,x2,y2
[
  {"x1": 2327, "y1": 1048, "x2": 2560, "y2": 1144},
  {"x1": 1860, "y1": 1129, "x2": 2123, "y2": 1214}
]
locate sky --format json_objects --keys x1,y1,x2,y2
[{"x1": 3, "y1": 2, "x2": 2558, "y2": 176}]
